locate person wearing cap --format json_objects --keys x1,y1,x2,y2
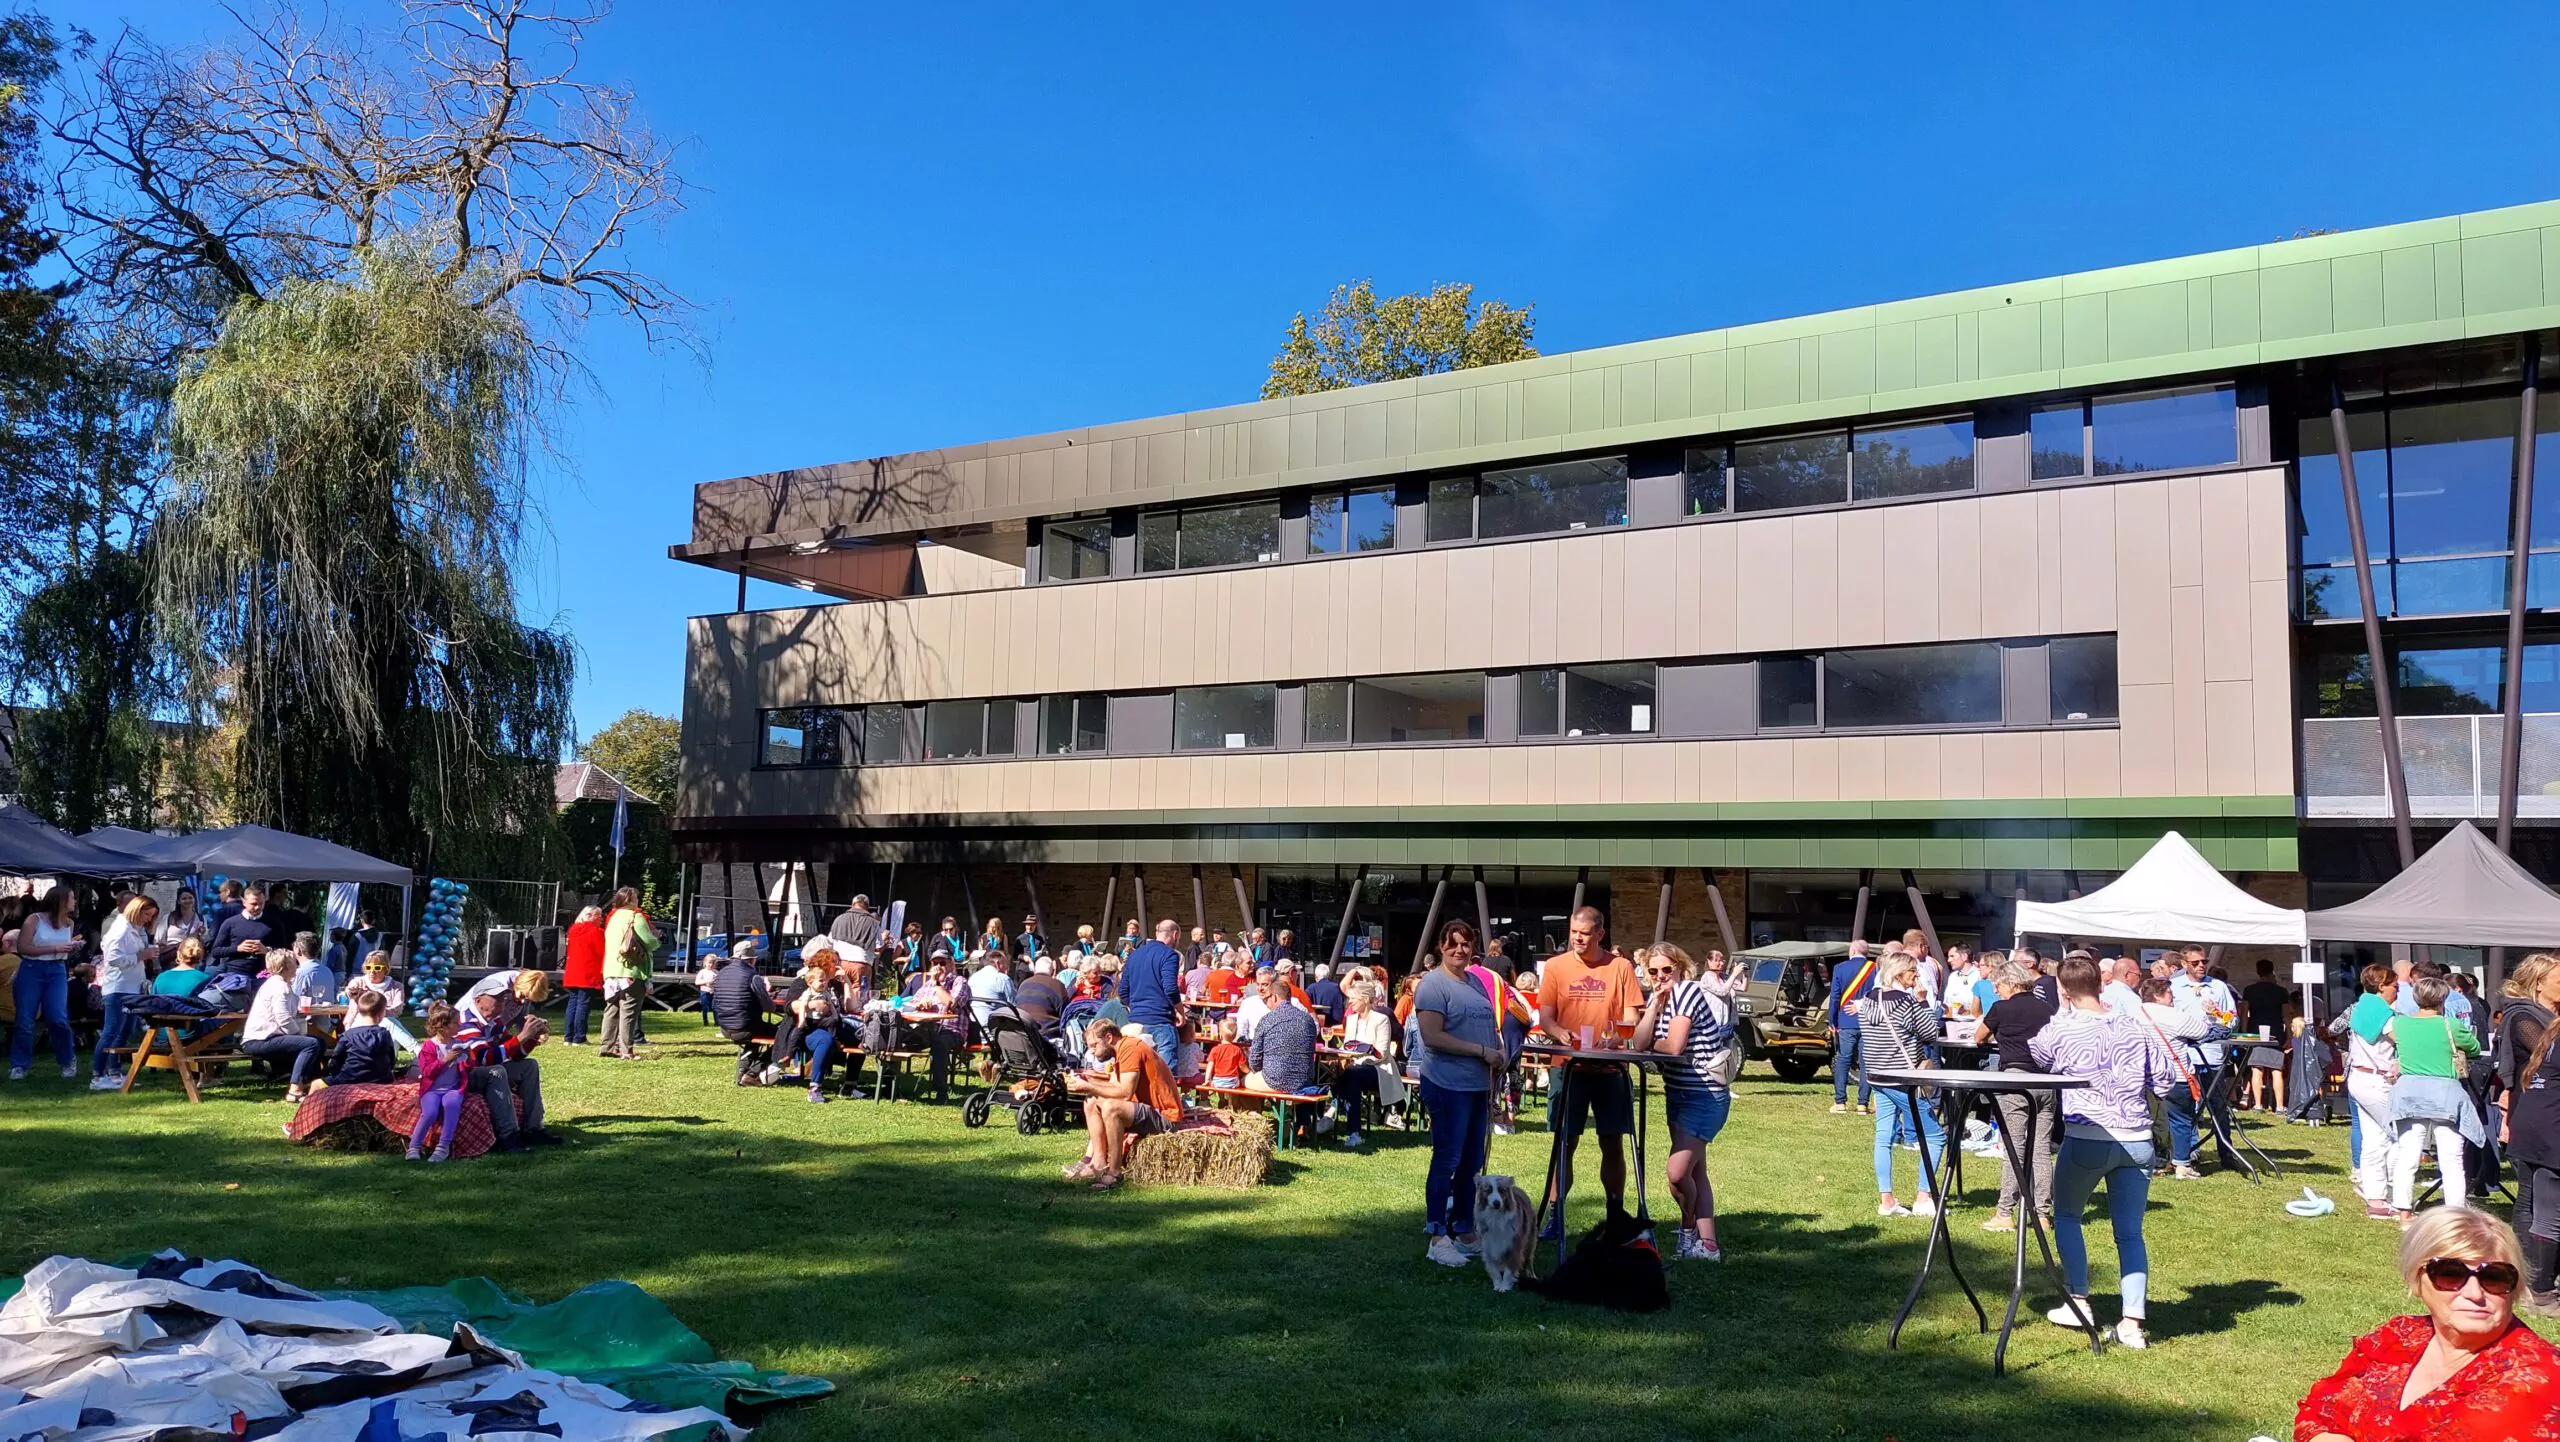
[
  {"x1": 1273, "y1": 958, "x2": 1314, "y2": 1010},
  {"x1": 1063, "y1": 1017, "x2": 1185, "y2": 1190},
  {"x1": 1017, "y1": 913, "x2": 1046, "y2": 963}
]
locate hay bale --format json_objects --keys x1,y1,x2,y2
[
  {"x1": 1126, "y1": 1112, "x2": 1275, "y2": 1188},
  {"x1": 305, "y1": 1116, "x2": 403, "y2": 1153}
]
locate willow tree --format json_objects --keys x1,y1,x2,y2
[
  {"x1": 158, "y1": 247, "x2": 570, "y2": 867},
  {"x1": 41, "y1": 1, "x2": 687, "y2": 861}
]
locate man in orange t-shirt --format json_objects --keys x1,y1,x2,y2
[
  {"x1": 1204, "y1": 957, "x2": 1245, "y2": 1006},
  {"x1": 1065, "y1": 1019, "x2": 1183, "y2": 1190},
  {"x1": 1536, "y1": 905, "x2": 1641, "y2": 1229}
]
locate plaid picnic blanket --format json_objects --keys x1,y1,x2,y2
[
  {"x1": 285, "y1": 1082, "x2": 517, "y2": 1159},
  {"x1": 1170, "y1": 1109, "x2": 1235, "y2": 1136}
]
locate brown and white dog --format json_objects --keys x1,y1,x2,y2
[{"x1": 1474, "y1": 1174, "x2": 1538, "y2": 1292}]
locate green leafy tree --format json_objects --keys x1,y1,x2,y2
[
  {"x1": 43, "y1": 1, "x2": 689, "y2": 863},
  {"x1": 1261, "y1": 280, "x2": 1537, "y2": 399},
  {"x1": 578, "y1": 708, "x2": 680, "y2": 805}
]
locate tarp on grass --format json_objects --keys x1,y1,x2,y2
[{"x1": 330, "y1": 1276, "x2": 831, "y2": 1414}]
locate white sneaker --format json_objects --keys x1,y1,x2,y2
[
  {"x1": 1910, "y1": 1196, "x2": 1939, "y2": 1217},
  {"x1": 2114, "y1": 1318, "x2": 2148, "y2": 1350},
  {"x1": 1340, "y1": 1131, "x2": 1364, "y2": 1148},
  {"x1": 1313, "y1": 1113, "x2": 1334, "y2": 1134},
  {"x1": 1672, "y1": 1233, "x2": 1708, "y2": 1261},
  {"x1": 1426, "y1": 1236, "x2": 1470, "y2": 1268},
  {"x1": 6, "y1": 1068, "x2": 25, "y2": 1080},
  {"x1": 88, "y1": 1075, "x2": 123, "y2": 1091},
  {"x1": 2046, "y1": 1298, "x2": 2096, "y2": 1329},
  {"x1": 760, "y1": 1065, "x2": 781, "y2": 1086},
  {"x1": 59, "y1": 1065, "x2": 78, "y2": 1080},
  {"x1": 1695, "y1": 1237, "x2": 1723, "y2": 1262},
  {"x1": 1878, "y1": 1201, "x2": 1911, "y2": 1217},
  {"x1": 1493, "y1": 1121, "x2": 1517, "y2": 1136},
  {"x1": 1829, "y1": 1102, "x2": 1849, "y2": 1114}
]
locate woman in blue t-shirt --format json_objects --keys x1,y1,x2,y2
[{"x1": 1414, "y1": 919, "x2": 1505, "y2": 1270}]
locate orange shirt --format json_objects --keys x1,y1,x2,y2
[
  {"x1": 1538, "y1": 951, "x2": 1639, "y2": 1040},
  {"x1": 1203, "y1": 968, "x2": 1242, "y2": 1005},
  {"x1": 1114, "y1": 1035, "x2": 1184, "y2": 1117},
  {"x1": 1206, "y1": 1041, "x2": 1248, "y2": 1080}
]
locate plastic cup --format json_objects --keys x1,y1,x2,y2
[{"x1": 1578, "y1": 1024, "x2": 1595, "y2": 1050}]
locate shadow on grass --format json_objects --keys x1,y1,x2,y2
[{"x1": 1, "y1": 1074, "x2": 2292, "y2": 1442}]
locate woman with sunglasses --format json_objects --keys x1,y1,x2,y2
[
  {"x1": 2296, "y1": 1205, "x2": 2560, "y2": 1440},
  {"x1": 1634, "y1": 943, "x2": 1737, "y2": 1262}
]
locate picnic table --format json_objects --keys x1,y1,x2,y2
[
  {"x1": 1186, "y1": 1081, "x2": 1330, "y2": 1149},
  {"x1": 119, "y1": 1012, "x2": 249, "y2": 1104}
]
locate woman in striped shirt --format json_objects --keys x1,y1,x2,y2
[
  {"x1": 1859, "y1": 953, "x2": 1947, "y2": 1219},
  {"x1": 1636, "y1": 943, "x2": 1739, "y2": 1262},
  {"x1": 2027, "y1": 954, "x2": 2183, "y2": 1350}
]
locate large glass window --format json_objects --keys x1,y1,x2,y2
[
  {"x1": 1852, "y1": 417, "x2": 1974, "y2": 500},
  {"x1": 2030, "y1": 400, "x2": 2086, "y2": 480},
  {"x1": 1426, "y1": 476, "x2": 1475, "y2": 543},
  {"x1": 1039, "y1": 693, "x2": 1109, "y2": 754},
  {"x1": 1760, "y1": 656, "x2": 1818, "y2": 729},
  {"x1": 1310, "y1": 486, "x2": 1397, "y2": 555},
  {"x1": 1351, "y1": 673, "x2": 1485, "y2": 744},
  {"x1": 1734, "y1": 433, "x2": 1848, "y2": 512},
  {"x1": 1475, "y1": 457, "x2": 1628, "y2": 540},
  {"x1": 760, "y1": 707, "x2": 857, "y2": 766},
  {"x1": 2319, "y1": 644, "x2": 2560, "y2": 718},
  {"x1": 1562, "y1": 663, "x2": 1656, "y2": 736},
  {"x1": 1041, "y1": 515, "x2": 1113, "y2": 581},
  {"x1": 1683, "y1": 446, "x2": 1728, "y2": 517},
  {"x1": 1174, "y1": 685, "x2": 1276, "y2": 750},
  {"x1": 863, "y1": 706, "x2": 906, "y2": 764},
  {"x1": 2090, "y1": 385, "x2": 2236, "y2": 475},
  {"x1": 2388, "y1": 397, "x2": 2514, "y2": 559},
  {"x1": 2048, "y1": 636, "x2": 2119, "y2": 722},
  {"x1": 1148, "y1": 500, "x2": 1280, "y2": 572},
  {"x1": 2296, "y1": 394, "x2": 2549, "y2": 619},
  {"x1": 1303, "y1": 680, "x2": 1351, "y2": 746},
  {"x1": 924, "y1": 699, "x2": 1008, "y2": 760},
  {"x1": 1138, "y1": 511, "x2": 1179, "y2": 573},
  {"x1": 1517, "y1": 669, "x2": 1562, "y2": 737},
  {"x1": 1823, "y1": 643, "x2": 2004, "y2": 728}
]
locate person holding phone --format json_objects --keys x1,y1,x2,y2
[{"x1": 208, "y1": 884, "x2": 281, "y2": 980}]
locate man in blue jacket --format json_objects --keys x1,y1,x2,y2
[
  {"x1": 1828, "y1": 940, "x2": 1881, "y2": 1115},
  {"x1": 1120, "y1": 919, "x2": 1187, "y2": 1063}
]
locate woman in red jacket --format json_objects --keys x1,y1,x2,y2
[
  {"x1": 560, "y1": 905, "x2": 606, "y2": 1045},
  {"x1": 2295, "y1": 1205, "x2": 2560, "y2": 1441}
]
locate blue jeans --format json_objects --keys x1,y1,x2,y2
[
  {"x1": 563, "y1": 987, "x2": 596, "y2": 1044},
  {"x1": 1420, "y1": 1078, "x2": 1489, "y2": 1236},
  {"x1": 10, "y1": 959, "x2": 73, "y2": 1071},
  {"x1": 1133, "y1": 1022, "x2": 1180, "y2": 1066},
  {"x1": 2348, "y1": 1093, "x2": 2362, "y2": 1168},
  {"x1": 1833, "y1": 1019, "x2": 1870, "y2": 1106},
  {"x1": 2163, "y1": 1087, "x2": 2200, "y2": 1164},
  {"x1": 1873, "y1": 1088, "x2": 1946, "y2": 1196},
  {"x1": 1333, "y1": 1063, "x2": 1380, "y2": 1133},
  {"x1": 2052, "y1": 1134, "x2": 2154, "y2": 1317},
  {"x1": 806, "y1": 1027, "x2": 837, "y2": 1088},
  {"x1": 90, "y1": 992, "x2": 142, "y2": 1078}
]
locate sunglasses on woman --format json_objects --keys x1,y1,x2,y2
[
  {"x1": 2421, "y1": 1257, "x2": 2520, "y2": 1296},
  {"x1": 1646, "y1": 966, "x2": 1677, "y2": 978}
]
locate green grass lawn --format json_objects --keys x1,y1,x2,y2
[{"x1": 0, "y1": 1027, "x2": 2508, "y2": 1441}]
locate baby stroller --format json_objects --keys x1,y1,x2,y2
[{"x1": 965, "y1": 1004, "x2": 1082, "y2": 1135}]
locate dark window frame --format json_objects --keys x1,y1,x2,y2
[
  {"x1": 1137, "y1": 499, "x2": 1284, "y2": 574},
  {"x1": 2032, "y1": 383, "x2": 2239, "y2": 484}
]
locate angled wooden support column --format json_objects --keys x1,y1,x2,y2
[
  {"x1": 1701, "y1": 868, "x2": 1739, "y2": 955},
  {"x1": 2333, "y1": 375, "x2": 2416, "y2": 868}
]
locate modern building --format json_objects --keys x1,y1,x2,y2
[{"x1": 670, "y1": 199, "x2": 2560, "y2": 972}]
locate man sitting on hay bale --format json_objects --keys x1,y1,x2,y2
[{"x1": 1064, "y1": 1018, "x2": 1185, "y2": 1191}]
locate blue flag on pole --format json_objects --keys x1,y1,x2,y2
[{"x1": 609, "y1": 785, "x2": 629, "y2": 857}]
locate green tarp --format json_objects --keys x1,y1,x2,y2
[{"x1": 324, "y1": 1276, "x2": 831, "y2": 1415}]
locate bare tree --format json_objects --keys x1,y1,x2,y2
[{"x1": 50, "y1": 0, "x2": 690, "y2": 371}]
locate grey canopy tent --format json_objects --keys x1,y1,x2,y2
[
  {"x1": 82, "y1": 823, "x2": 413, "y2": 888},
  {"x1": 80, "y1": 823, "x2": 416, "y2": 949},
  {"x1": 0, "y1": 804, "x2": 178, "y2": 876},
  {"x1": 2306, "y1": 820, "x2": 2560, "y2": 950}
]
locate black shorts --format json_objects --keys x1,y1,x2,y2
[
  {"x1": 1557, "y1": 1065, "x2": 1634, "y2": 1140},
  {"x1": 1128, "y1": 1102, "x2": 1170, "y2": 1137}
]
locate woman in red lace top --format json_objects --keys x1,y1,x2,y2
[{"x1": 2295, "y1": 1205, "x2": 2560, "y2": 1441}]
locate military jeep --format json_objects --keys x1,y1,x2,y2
[{"x1": 1730, "y1": 940, "x2": 1849, "y2": 1082}]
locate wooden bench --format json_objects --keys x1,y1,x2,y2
[
  {"x1": 118, "y1": 1014, "x2": 249, "y2": 1103},
  {"x1": 1186, "y1": 1082, "x2": 1331, "y2": 1150}
]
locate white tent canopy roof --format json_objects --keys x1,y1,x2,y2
[{"x1": 2014, "y1": 830, "x2": 2308, "y2": 948}]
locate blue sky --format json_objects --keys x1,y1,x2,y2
[{"x1": 85, "y1": 1, "x2": 2560, "y2": 743}]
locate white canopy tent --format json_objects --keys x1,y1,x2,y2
[{"x1": 2014, "y1": 830, "x2": 2308, "y2": 948}]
